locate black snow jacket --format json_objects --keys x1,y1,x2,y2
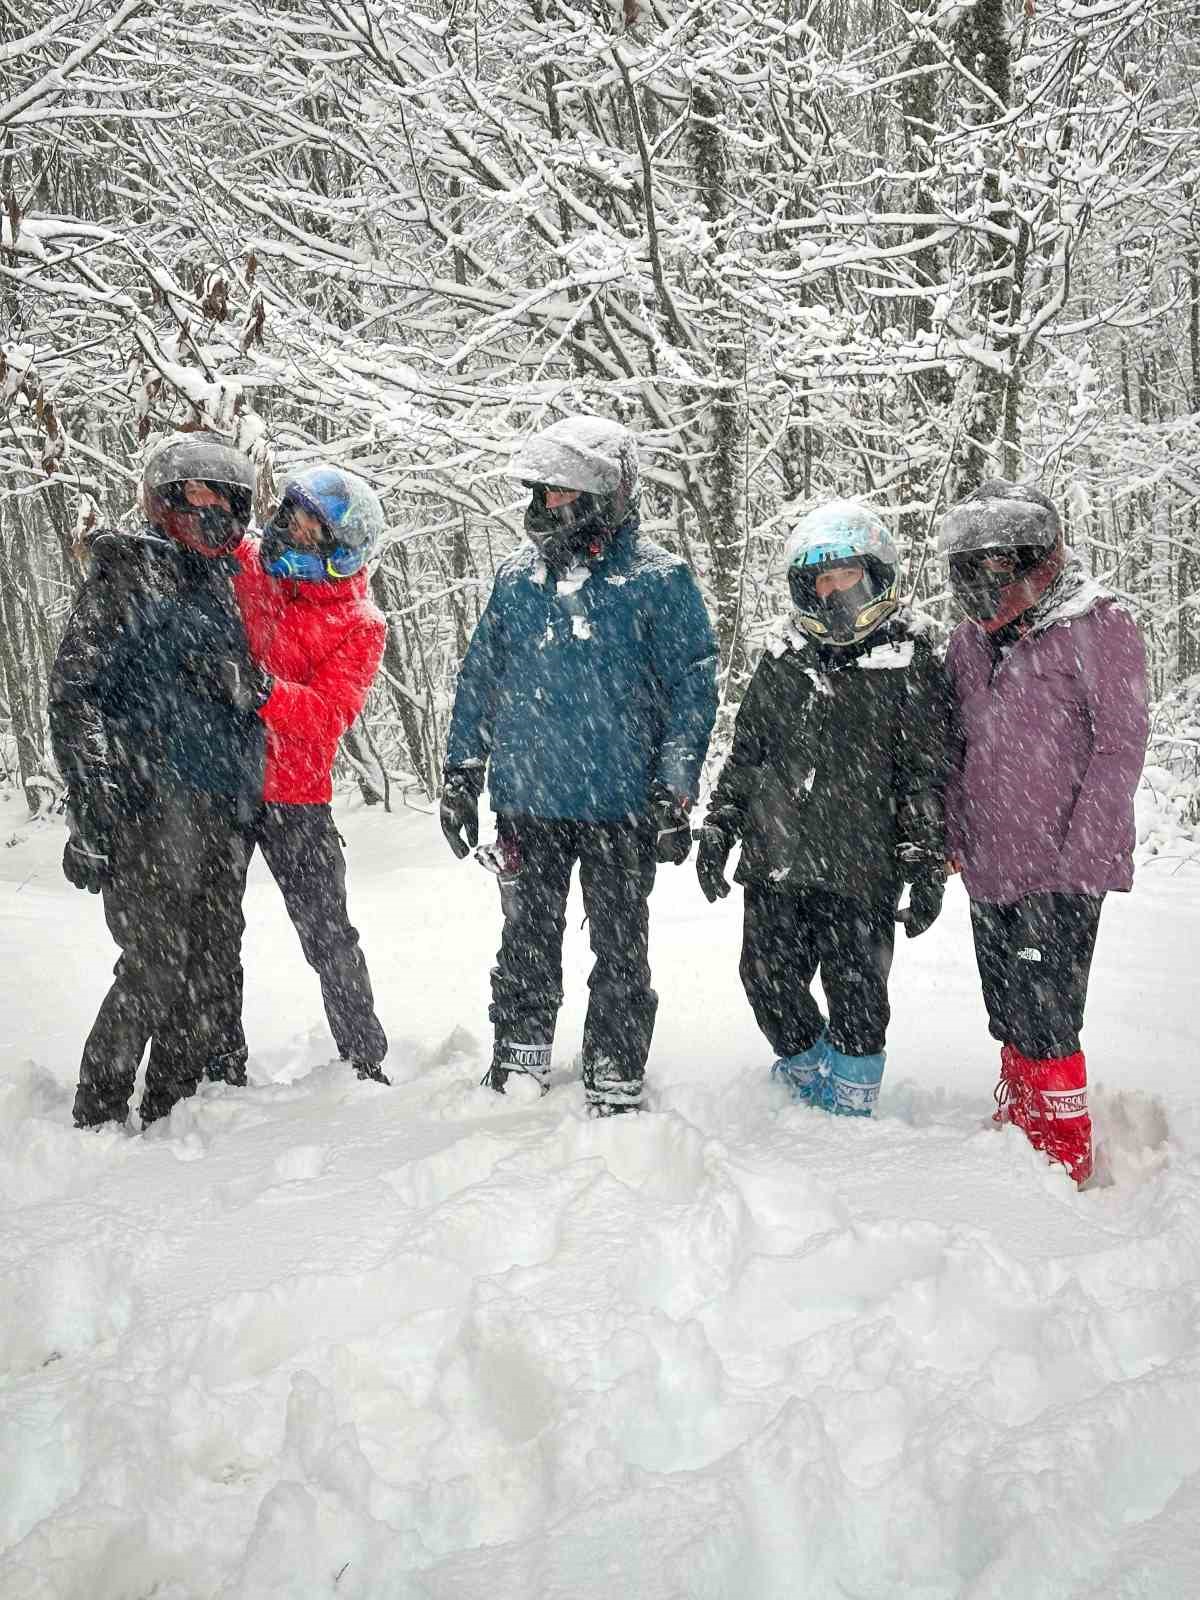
[
  {"x1": 707, "y1": 612, "x2": 954, "y2": 905},
  {"x1": 49, "y1": 526, "x2": 265, "y2": 827}
]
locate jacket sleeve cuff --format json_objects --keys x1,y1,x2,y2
[{"x1": 444, "y1": 762, "x2": 486, "y2": 798}]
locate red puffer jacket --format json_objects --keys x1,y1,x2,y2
[{"x1": 234, "y1": 538, "x2": 387, "y2": 804}]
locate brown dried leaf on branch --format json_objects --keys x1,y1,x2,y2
[
  {"x1": 241, "y1": 293, "x2": 266, "y2": 353},
  {"x1": 199, "y1": 272, "x2": 229, "y2": 322}
]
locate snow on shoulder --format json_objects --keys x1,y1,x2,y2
[
  {"x1": 764, "y1": 613, "x2": 813, "y2": 658},
  {"x1": 763, "y1": 604, "x2": 932, "y2": 662},
  {"x1": 1034, "y1": 574, "x2": 1121, "y2": 631}
]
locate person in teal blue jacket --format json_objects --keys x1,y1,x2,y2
[{"x1": 442, "y1": 416, "x2": 718, "y2": 1114}]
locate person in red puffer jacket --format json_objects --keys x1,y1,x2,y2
[{"x1": 199, "y1": 465, "x2": 391, "y2": 1086}]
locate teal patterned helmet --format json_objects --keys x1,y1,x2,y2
[{"x1": 784, "y1": 500, "x2": 899, "y2": 646}]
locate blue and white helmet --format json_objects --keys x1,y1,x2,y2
[
  {"x1": 261, "y1": 464, "x2": 385, "y2": 582},
  {"x1": 784, "y1": 500, "x2": 900, "y2": 646}
]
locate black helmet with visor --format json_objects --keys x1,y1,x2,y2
[
  {"x1": 142, "y1": 432, "x2": 256, "y2": 557},
  {"x1": 938, "y1": 481, "x2": 1062, "y2": 622}
]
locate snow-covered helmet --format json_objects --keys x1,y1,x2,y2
[
  {"x1": 785, "y1": 500, "x2": 900, "y2": 647},
  {"x1": 260, "y1": 464, "x2": 384, "y2": 582},
  {"x1": 938, "y1": 480, "x2": 1064, "y2": 630},
  {"x1": 509, "y1": 415, "x2": 640, "y2": 571},
  {"x1": 143, "y1": 432, "x2": 256, "y2": 556}
]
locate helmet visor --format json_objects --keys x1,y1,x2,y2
[
  {"x1": 155, "y1": 479, "x2": 251, "y2": 554},
  {"x1": 788, "y1": 554, "x2": 897, "y2": 645},
  {"x1": 948, "y1": 547, "x2": 1050, "y2": 621}
]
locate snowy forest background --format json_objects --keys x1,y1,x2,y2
[{"x1": 3, "y1": 0, "x2": 1200, "y2": 826}]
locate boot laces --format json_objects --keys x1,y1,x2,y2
[{"x1": 994, "y1": 1059, "x2": 1040, "y2": 1127}]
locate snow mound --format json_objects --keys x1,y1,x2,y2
[{"x1": 2, "y1": 801, "x2": 1199, "y2": 1595}]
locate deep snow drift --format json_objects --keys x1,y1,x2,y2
[{"x1": 1, "y1": 793, "x2": 1197, "y2": 1599}]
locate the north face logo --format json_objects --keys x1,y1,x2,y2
[{"x1": 1016, "y1": 947, "x2": 1043, "y2": 963}]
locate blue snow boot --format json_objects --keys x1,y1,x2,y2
[
  {"x1": 822, "y1": 1047, "x2": 885, "y2": 1117},
  {"x1": 771, "y1": 1037, "x2": 829, "y2": 1105}
]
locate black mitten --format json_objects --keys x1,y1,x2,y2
[
  {"x1": 696, "y1": 824, "x2": 733, "y2": 902},
  {"x1": 896, "y1": 869, "x2": 945, "y2": 938},
  {"x1": 440, "y1": 767, "x2": 483, "y2": 860}
]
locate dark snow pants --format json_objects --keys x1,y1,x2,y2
[
  {"x1": 740, "y1": 884, "x2": 896, "y2": 1059},
  {"x1": 210, "y1": 803, "x2": 387, "y2": 1075},
  {"x1": 489, "y1": 815, "x2": 658, "y2": 1094},
  {"x1": 969, "y1": 892, "x2": 1104, "y2": 1058},
  {"x1": 73, "y1": 790, "x2": 251, "y2": 1129}
]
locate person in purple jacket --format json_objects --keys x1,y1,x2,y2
[{"x1": 939, "y1": 479, "x2": 1149, "y2": 1186}]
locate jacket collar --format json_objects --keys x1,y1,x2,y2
[
  {"x1": 590, "y1": 513, "x2": 640, "y2": 570},
  {"x1": 93, "y1": 524, "x2": 240, "y2": 588}
]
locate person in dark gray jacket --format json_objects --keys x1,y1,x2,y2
[
  {"x1": 50, "y1": 433, "x2": 265, "y2": 1130},
  {"x1": 697, "y1": 501, "x2": 954, "y2": 1117}
]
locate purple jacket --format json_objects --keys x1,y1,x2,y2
[{"x1": 944, "y1": 589, "x2": 1148, "y2": 904}]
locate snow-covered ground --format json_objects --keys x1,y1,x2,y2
[{"x1": 1, "y1": 791, "x2": 1197, "y2": 1599}]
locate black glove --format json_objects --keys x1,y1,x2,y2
[
  {"x1": 184, "y1": 653, "x2": 273, "y2": 713},
  {"x1": 62, "y1": 791, "x2": 112, "y2": 894},
  {"x1": 696, "y1": 823, "x2": 733, "y2": 902},
  {"x1": 648, "y1": 783, "x2": 692, "y2": 865},
  {"x1": 896, "y1": 868, "x2": 945, "y2": 938},
  {"x1": 440, "y1": 767, "x2": 482, "y2": 860},
  {"x1": 62, "y1": 834, "x2": 109, "y2": 894}
]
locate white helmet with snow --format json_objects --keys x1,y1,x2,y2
[{"x1": 510, "y1": 415, "x2": 641, "y2": 571}]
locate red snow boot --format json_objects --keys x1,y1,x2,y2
[
  {"x1": 993, "y1": 1042, "x2": 1042, "y2": 1146},
  {"x1": 1008, "y1": 1046, "x2": 1092, "y2": 1187}
]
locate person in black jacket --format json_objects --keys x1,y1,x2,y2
[
  {"x1": 696, "y1": 501, "x2": 954, "y2": 1116},
  {"x1": 49, "y1": 432, "x2": 266, "y2": 1129}
]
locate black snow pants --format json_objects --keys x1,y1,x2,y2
[
  {"x1": 740, "y1": 884, "x2": 896, "y2": 1059},
  {"x1": 209, "y1": 803, "x2": 387, "y2": 1077},
  {"x1": 969, "y1": 892, "x2": 1104, "y2": 1058},
  {"x1": 489, "y1": 815, "x2": 658, "y2": 1102},
  {"x1": 74, "y1": 789, "x2": 251, "y2": 1129}
]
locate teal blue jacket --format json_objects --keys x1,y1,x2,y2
[{"x1": 446, "y1": 518, "x2": 718, "y2": 821}]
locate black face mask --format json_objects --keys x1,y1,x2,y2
[
  {"x1": 193, "y1": 507, "x2": 244, "y2": 553},
  {"x1": 157, "y1": 481, "x2": 252, "y2": 556},
  {"x1": 524, "y1": 483, "x2": 607, "y2": 572}
]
